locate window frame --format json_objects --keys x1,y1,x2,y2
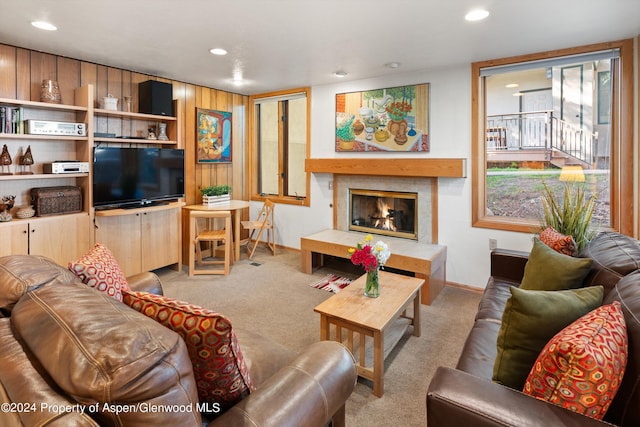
[
  {"x1": 471, "y1": 39, "x2": 634, "y2": 235},
  {"x1": 248, "y1": 87, "x2": 311, "y2": 206}
]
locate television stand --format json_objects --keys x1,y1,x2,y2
[
  {"x1": 121, "y1": 201, "x2": 170, "y2": 210},
  {"x1": 94, "y1": 201, "x2": 185, "y2": 276}
]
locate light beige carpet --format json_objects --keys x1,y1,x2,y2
[{"x1": 157, "y1": 246, "x2": 482, "y2": 427}]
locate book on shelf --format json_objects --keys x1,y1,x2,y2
[{"x1": 0, "y1": 106, "x2": 24, "y2": 135}]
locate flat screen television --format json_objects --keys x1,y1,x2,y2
[{"x1": 93, "y1": 146, "x2": 185, "y2": 209}]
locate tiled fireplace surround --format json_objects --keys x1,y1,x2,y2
[{"x1": 335, "y1": 175, "x2": 435, "y2": 243}]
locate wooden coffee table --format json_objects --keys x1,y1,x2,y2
[{"x1": 314, "y1": 270, "x2": 423, "y2": 397}]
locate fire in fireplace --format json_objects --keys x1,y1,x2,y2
[{"x1": 349, "y1": 189, "x2": 417, "y2": 239}]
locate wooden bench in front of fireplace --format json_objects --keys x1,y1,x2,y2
[{"x1": 300, "y1": 229, "x2": 446, "y2": 305}]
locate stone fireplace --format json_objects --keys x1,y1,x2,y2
[{"x1": 349, "y1": 189, "x2": 417, "y2": 239}]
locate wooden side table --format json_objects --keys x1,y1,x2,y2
[
  {"x1": 314, "y1": 271, "x2": 423, "y2": 397},
  {"x1": 183, "y1": 201, "x2": 249, "y2": 262}
]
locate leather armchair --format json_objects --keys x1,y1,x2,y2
[{"x1": 0, "y1": 254, "x2": 357, "y2": 427}]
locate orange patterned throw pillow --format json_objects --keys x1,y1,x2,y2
[
  {"x1": 68, "y1": 243, "x2": 130, "y2": 302},
  {"x1": 523, "y1": 301, "x2": 627, "y2": 420},
  {"x1": 539, "y1": 226, "x2": 578, "y2": 256},
  {"x1": 123, "y1": 290, "x2": 255, "y2": 414}
]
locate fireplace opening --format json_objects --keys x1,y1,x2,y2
[{"x1": 349, "y1": 189, "x2": 417, "y2": 240}]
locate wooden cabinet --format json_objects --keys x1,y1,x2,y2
[
  {"x1": 92, "y1": 101, "x2": 183, "y2": 275},
  {"x1": 0, "y1": 85, "x2": 93, "y2": 214},
  {"x1": 94, "y1": 203, "x2": 183, "y2": 276},
  {"x1": 0, "y1": 86, "x2": 93, "y2": 263},
  {"x1": 0, "y1": 214, "x2": 91, "y2": 265},
  {"x1": 140, "y1": 207, "x2": 181, "y2": 272},
  {"x1": 1, "y1": 85, "x2": 184, "y2": 270},
  {"x1": 0, "y1": 221, "x2": 29, "y2": 257}
]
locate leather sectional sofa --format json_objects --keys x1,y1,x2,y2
[
  {"x1": 427, "y1": 231, "x2": 640, "y2": 427},
  {"x1": 0, "y1": 254, "x2": 356, "y2": 426}
]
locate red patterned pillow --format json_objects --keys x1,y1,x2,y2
[
  {"x1": 539, "y1": 226, "x2": 578, "y2": 256},
  {"x1": 122, "y1": 290, "x2": 254, "y2": 414},
  {"x1": 523, "y1": 301, "x2": 627, "y2": 420},
  {"x1": 68, "y1": 243, "x2": 130, "y2": 302}
]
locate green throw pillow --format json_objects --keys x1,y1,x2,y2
[
  {"x1": 520, "y1": 237, "x2": 592, "y2": 291},
  {"x1": 493, "y1": 285, "x2": 604, "y2": 390}
]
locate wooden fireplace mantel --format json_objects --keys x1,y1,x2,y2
[{"x1": 305, "y1": 158, "x2": 467, "y2": 178}]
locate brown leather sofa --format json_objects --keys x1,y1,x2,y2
[
  {"x1": 0, "y1": 254, "x2": 357, "y2": 427},
  {"x1": 427, "y1": 231, "x2": 640, "y2": 427}
]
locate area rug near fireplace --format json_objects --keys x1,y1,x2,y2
[{"x1": 309, "y1": 274, "x2": 352, "y2": 293}]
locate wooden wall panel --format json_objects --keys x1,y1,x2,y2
[
  {"x1": 15, "y1": 48, "x2": 30, "y2": 100},
  {"x1": 57, "y1": 57, "x2": 81, "y2": 104},
  {"x1": 30, "y1": 52, "x2": 57, "y2": 102},
  {"x1": 184, "y1": 84, "x2": 197, "y2": 204},
  {"x1": 80, "y1": 62, "x2": 98, "y2": 90},
  {"x1": 0, "y1": 45, "x2": 16, "y2": 98},
  {"x1": 106, "y1": 67, "x2": 123, "y2": 136},
  {"x1": 131, "y1": 72, "x2": 148, "y2": 112}
]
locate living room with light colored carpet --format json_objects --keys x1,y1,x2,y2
[{"x1": 157, "y1": 247, "x2": 482, "y2": 426}]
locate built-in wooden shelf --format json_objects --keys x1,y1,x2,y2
[
  {"x1": 305, "y1": 158, "x2": 467, "y2": 178},
  {"x1": 0, "y1": 173, "x2": 88, "y2": 181},
  {"x1": 93, "y1": 137, "x2": 177, "y2": 145},
  {"x1": 0, "y1": 98, "x2": 88, "y2": 112},
  {"x1": 94, "y1": 108, "x2": 177, "y2": 121}
]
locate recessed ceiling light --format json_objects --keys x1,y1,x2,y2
[
  {"x1": 505, "y1": 83, "x2": 519, "y2": 88},
  {"x1": 333, "y1": 71, "x2": 347, "y2": 78},
  {"x1": 31, "y1": 21, "x2": 57, "y2": 31},
  {"x1": 209, "y1": 48, "x2": 228, "y2": 56},
  {"x1": 465, "y1": 9, "x2": 489, "y2": 22},
  {"x1": 385, "y1": 62, "x2": 400, "y2": 69},
  {"x1": 512, "y1": 92, "x2": 524, "y2": 97}
]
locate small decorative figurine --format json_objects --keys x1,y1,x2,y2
[
  {"x1": 0, "y1": 144, "x2": 12, "y2": 175},
  {"x1": 17, "y1": 145, "x2": 34, "y2": 175},
  {"x1": 0, "y1": 195, "x2": 15, "y2": 221}
]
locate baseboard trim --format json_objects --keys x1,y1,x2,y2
[{"x1": 445, "y1": 281, "x2": 484, "y2": 293}]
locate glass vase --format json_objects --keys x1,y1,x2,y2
[
  {"x1": 40, "y1": 79, "x2": 61, "y2": 104},
  {"x1": 157, "y1": 123, "x2": 169, "y2": 141},
  {"x1": 364, "y1": 268, "x2": 380, "y2": 298}
]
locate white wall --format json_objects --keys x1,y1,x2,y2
[{"x1": 263, "y1": 64, "x2": 537, "y2": 289}]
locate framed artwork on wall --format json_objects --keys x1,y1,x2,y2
[
  {"x1": 196, "y1": 108, "x2": 232, "y2": 163},
  {"x1": 335, "y1": 83, "x2": 430, "y2": 152}
]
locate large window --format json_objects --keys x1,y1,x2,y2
[
  {"x1": 472, "y1": 40, "x2": 633, "y2": 235},
  {"x1": 249, "y1": 87, "x2": 310, "y2": 206}
]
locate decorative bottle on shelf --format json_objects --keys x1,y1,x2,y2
[
  {"x1": 157, "y1": 123, "x2": 169, "y2": 141},
  {"x1": 40, "y1": 79, "x2": 62, "y2": 104}
]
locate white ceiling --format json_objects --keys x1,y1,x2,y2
[{"x1": 1, "y1": 0, "x2": 639, "y2": 95}]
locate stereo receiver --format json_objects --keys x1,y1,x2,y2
[
  {"x1": 25, "y1": 120, "x2": 87, "y2": 136},
  {"x1": 43, "y1": 161, "x2": 90, "y2": 174}
]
